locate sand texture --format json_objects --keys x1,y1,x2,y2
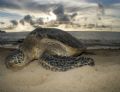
[{"x1": 0, "y1": 48, "x2": 120, "y2": 92}]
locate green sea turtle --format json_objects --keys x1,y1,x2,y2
[{"x1": 5, "y1": 28, "x2": 94, "y2": 71}]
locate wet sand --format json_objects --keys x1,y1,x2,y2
[{"x1": 0, "y1": 48, "x2": 120, "y2": 92}]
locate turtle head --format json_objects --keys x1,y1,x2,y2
[{"x1": 5, "y1": 49, "x2": 26, "y2": 70}]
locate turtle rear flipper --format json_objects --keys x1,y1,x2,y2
[{"x1": 39, "y1": 53, "x2": 95, "y2": 72}]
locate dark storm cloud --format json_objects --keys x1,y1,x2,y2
[
  {"x1": 0, "y1": 0, "x2": 120, "y2": 12},
  {"x1": 0, "y1": 0, "x2": 20, "y2": 9},
  {"x1": 0, "y1": 0, "x2": 62, "y2": 12},
  {"x1": 86, "y1": 0, "x2": 120, "y2": 5}
]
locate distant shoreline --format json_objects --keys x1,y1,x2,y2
[{"x1": 0, "y1": 31, "x2": 120, "y2": 49}]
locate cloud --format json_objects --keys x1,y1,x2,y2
[
  {"x1": 105, "y1": 4, "x2": 120, "y2": 17},
  {"x1": 0, "y1": 0, "x2": 21, "y2": 9},
  {"x1": 24, "y1": 2, "x2": 59, "y2": 12},
  {"x1": 0, "y1": 0, "x2": 120, "y2": 12},
  {"x1": 0, "y1": 0, "x2": 120, "y2": 20},
  {"x1": 81, "y1": 0, "x2": 120, "y2": 5}
]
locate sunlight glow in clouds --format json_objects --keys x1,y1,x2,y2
[{"x1": 0, "y1": 0, "x2": 120, "y2": 20}]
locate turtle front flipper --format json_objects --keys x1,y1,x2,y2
[{"x1": 5, "y1": 49, "x2": 28, "y2": 70}]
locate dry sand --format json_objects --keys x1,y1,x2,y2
[{"x1": 0, "y1": 48, "x2": 120, "y2": 92}]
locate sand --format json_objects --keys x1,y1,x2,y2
[{"x1": 0, "y1": 48, "x2": 120, "y2": 92}]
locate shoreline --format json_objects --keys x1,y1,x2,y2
[{"x1": 0, "y1": 31, "x2": 120, "y2": 49}]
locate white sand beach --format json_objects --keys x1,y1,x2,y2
[{"x1": 0, "y1": 48, "x2": 120, "y2": 92}]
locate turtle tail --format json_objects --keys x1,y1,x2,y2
[{"x1": 40, "y1": 53, "x2": 95, "y2": 72}]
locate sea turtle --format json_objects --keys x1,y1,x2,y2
[{"x1": 5, "y1": 28, "x2": 94, "y2": 71}]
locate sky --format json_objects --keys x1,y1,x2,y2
[{"x1": 0, "y1": 0, "x2": 120, "y2": 20}]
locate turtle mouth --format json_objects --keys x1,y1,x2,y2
[{"x1": 5, "y1": 49, "x2": 25, "y2": 69}]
